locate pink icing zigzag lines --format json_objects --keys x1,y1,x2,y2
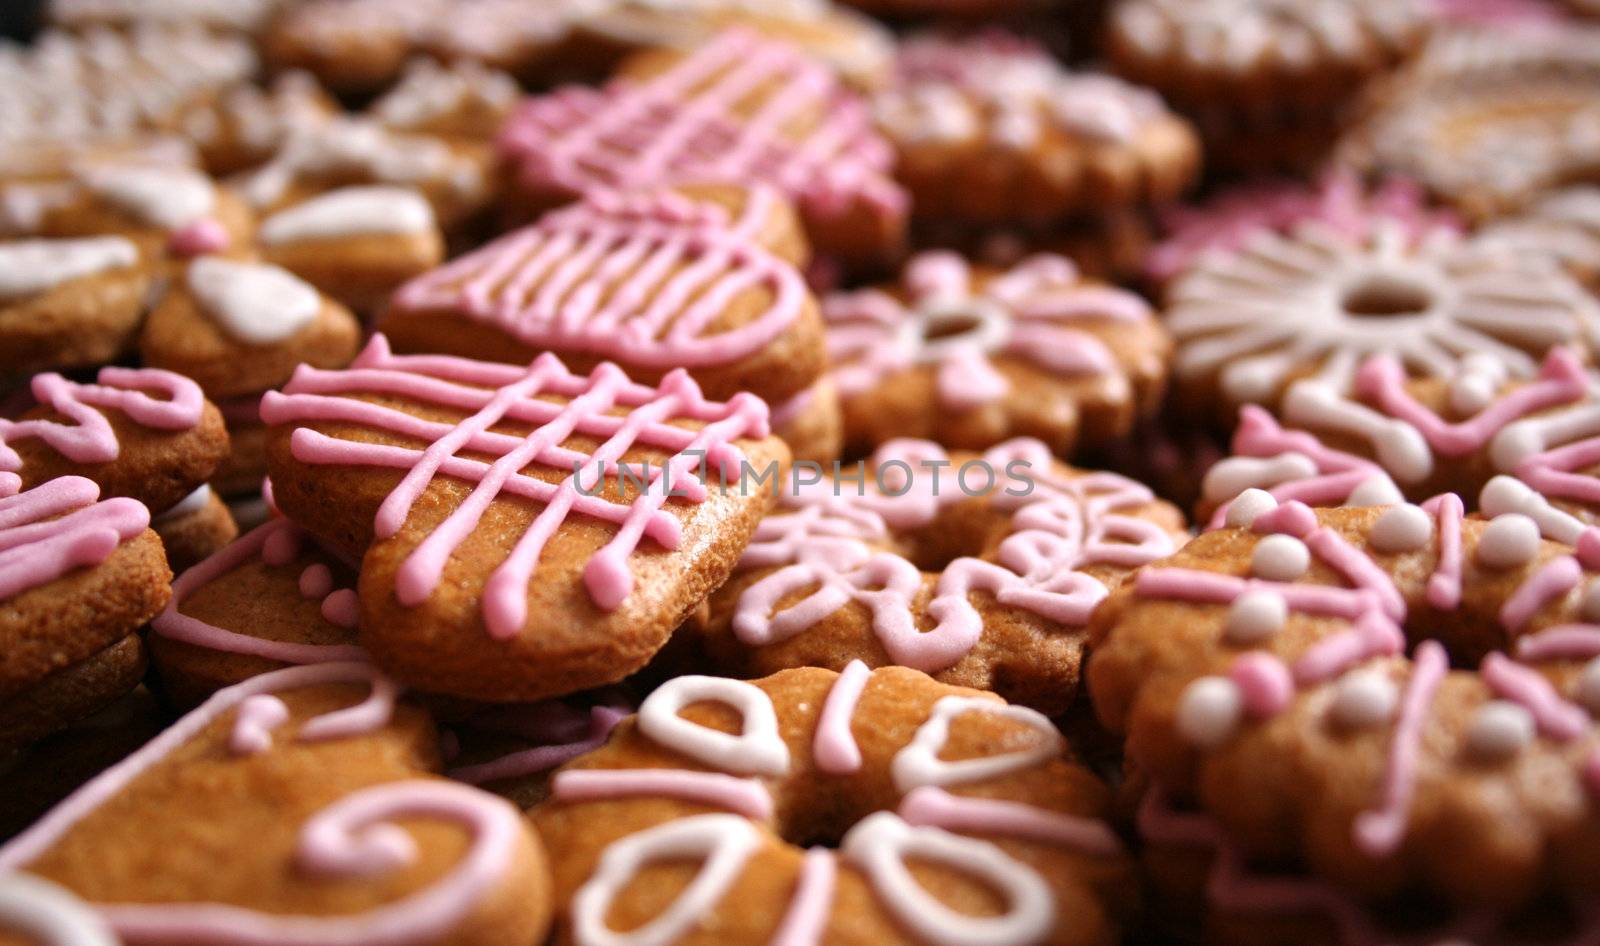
[
  {"x1": 0, "y1": 367, "x2": 205, "y2": 472},
  {"x1": 0, "y1": 662, "x2": 528, "y2": 946},
  {"x1": 0, "y1": 475, "x2": 149, "y2": 601},
  {"x1": 823, "y1": 252, "x2": 1151, "y2": 412},
  {"x1": 393, "y1": 185, "x2": 811, "y2": 369},
  {"x1": 152, "y1": 518, "x2": 369, "y2": 664},
  {"x1": 496, "y1": 28, "x2": 905, "y2": 224},
  {"x1": 259, "y1": 335, "x2": 770, "y2": 637}
]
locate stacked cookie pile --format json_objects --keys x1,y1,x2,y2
[{"x1": 4, "y1": 0, "x2": 1600, "y2": 944}]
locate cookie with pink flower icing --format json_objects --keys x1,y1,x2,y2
[
  {"x1": 875, "y1": 33, "x2": 1199, "y2": 229},
  {"x1": 261, "y1": 335, "x2": 789, "y2": 702},
  {"x1": 822, "y1": 251, "x2": 1170, "y2": 458},
  {"x1": 0, "y1": 476, "x2": 169, "y2": 753},
  {"x1": 534, "y1": 663, "x2": 1136, "y2": 946},
  {"x1": 0, "y1": 662, "x2": 553, "y2": 946},
  {"x1": 1090, "y1": 493, "x2": 1600, "y2": 913},
  {"x1": 0, "y1": 236, "x2": 151, "y2": 374},
  {"x1": 1163, "y1": 215, "x2": 1600, "y2": 426},
  {"x1": 381, "y1": 183, "x2": 840, "y2": 463},
  {"x1": 1107, "y1": 0, "x2": 1428, "y2": 172},
  {"x1": 258, "y1": 186, "x2": 447, "y2": 315},
  {"x1": 495, "y1": 28, "x2": 908, "y2": 266},
  {"x1": 675, "y1": 437, "x2": 1187, "y2": 713}
]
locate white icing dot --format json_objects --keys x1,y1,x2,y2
[
  {"x1": 1224, "y1": 590, "x2": 1287, "y2": 645},
  {"x1": 1577, "y1": 657, "x2": 1600, "y2": 714},
  {"x1": 1449, "y1": 372, "x2": 1496, "y2": 416},
  {"x1": 1176, "y1": 677, "x2": 1242, "y2": 749},
  {"x1": 1464, "y1": 701, "x2": 1535, "y2": 762},
  {"x1": 1345, "y1": 475, "x2": 1404, "y2": 508},
  {"x1": 1476, "y1": 514, "x2": 1541, "y2": 571},
  {"x1": 1225, "y1": 488, "x2": 1279, "y2": 528},
  {"x1": 1479, "y1": 475, "x2": 1533, "y2": 519},
  {"x1": 1328, "y1": 671, "x2": 1399, "y2": 730},
  {"x1": 1369, "y1": 504, "x2": 1434, "y2": 554},
  {"x1": 1252, "y1": 534, "x2": 1310, "y2": 581}
]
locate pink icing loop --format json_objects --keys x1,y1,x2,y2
[
  {"x1": 1, "y1": 367, "x2": 205, "y2": 471},
  {"x1": 262, "y1": 335, "x2": 770, "y2": 633},
  {"x1": 167, "y1": 218, "x2": 232, "y2": 257},
  {"x1": 449, "y1": 704, "x2": 629, "y2": 785},
  {"x1": 229, "y1": 695, "x2": 291, "y2": 756},
  {"x1": 0, "y1": 476, "x2": 149, "y2": 601}
]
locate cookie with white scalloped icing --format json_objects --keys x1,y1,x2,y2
[
  {"x1": 18, "y1": 163, "x2": 254, "y2": 261},
  {"x1": 0, "y1": 236, "x2": 151, "y2": 374}
]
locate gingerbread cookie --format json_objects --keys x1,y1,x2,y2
[
  {"x1": 382, "y1": 184, "x2": 839, "y2": 463},
  {"x1": 1091, "y1": 497, "x2": 1600, "y2": 914},
  {"x1": 535, "y1": 664, "x2": 1137, "y2": 945},
  {"x1": 443, "y1": 690, "x2": 633, "y2": 809},
  {"x1": 678, "y1": 438, "x2": 1187, "y2": 712},
  {"x1": 0, "y1": 662, "x2": 552, "y2": 946},
  {"x1": 20, "y1": 163, "x2": 255, "y2": 261},
  {"x1": 1163, "y1": 217, "x2": 1600, "y2": 424},
  {"x1": 1338, "y1": 26, "x2": 1600, "y2": 218},
  {"x1": 0, "y1": 237, "x2": 149, "y2": 374},
  {"x1": 175, "y1": 71, "x2": 337, "y2": 177},
  {"x1": 371, "y1": 59, "x2": 519, "y2": 143},
  {"x1": 0, "y1": 476, "x2": 168, "y2": 753},
  {"x1": 822, "y1": 251, "x2": 1169, "y2": 457},
  {"x1": 496, "y1": 28, "x2": 908, "y2": 265},
  {"x1": 875, "y1": 33, "x2": 1199, "y2": 229},
  {"x1": 1108, "y1": 0, "x2": 1427, "y2": 173},
  {"x1": 258, "y1": 186, "x2": 446, "y2": 315},
  {"x1": 262, "y1": 335, "x2": 789, "y2": 702}
]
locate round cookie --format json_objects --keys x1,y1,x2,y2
[
  {"x1": 0, "y1": 237, "x2": 150, "y2": 374},
  {"x1": 1107, "y1": 0, "x2": 1428, "y2": 173},
  {"x1": 495, "y1": 28, "x2": 908, "y2": 267},
  {"x1": 1162, "y1": 216, "x2": 1600, "y2": 425},
  {"x1": 1090, "y1": 496, "x2": 1600, "y2": 911},
  {"x1": 534, "y1": 664, "x2": 1137, "y2": 946},
  {"x1": 678, "y1": 437, "x2": 1187, "y2": 713},
  {"x1": 261, "y1": 335, "x2": 791, "y2": 702},
  {"x1": 874, "y1": 33, "x2": 1199, "y2": 229},
  {"x1": 822, "y1": 251, "x2": 1169, "y2": 457}
]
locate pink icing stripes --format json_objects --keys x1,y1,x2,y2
[
  {"x1": 260, "y1": 335, "x2": 769, "y2": 635},
  {"x1": 448, "y1": 705, "x2": 628, "y2": 786},
  {"x1": 1500, "y1": 555, "x2": 1583, "y2": 632},
  {"x1": 1481, "y1": 653, "x2": 1588, "y2": 741},
  {"x1": 0, "y1": 367, "x2": 205, "y2": 471},
  {"x1": 1353, "y1": 641, "x2": 1448, "y2": 857},
  {"x1": 1421, "y1": 493, "x2": 1465, "y2": 611},
  {"x1": 768, "y1": 848, "x2": 835, "y2": 946},
  {"x1": 551, "y1": 768, "x2": 774, "y2": 820},
  {"x1": 813, "y1": 659, "x2": 869, "y2": 775},
  {"x1": 900, "y1": 786, "x2": 1123, "y2": 858},
  {"x1": 0, "y1": 475, "x2": 149, "y2": 601}
]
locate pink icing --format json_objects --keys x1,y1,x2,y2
[
  {"x1": 1352, "y1": 641, "x2": 1447, "y2": 857},
  {"x1": 1517, "y1": 435, "x2": 1600, "y2": 507},
  {"x1": 166, "y1": 218, "x2": 232, "y2": 257},
  {"x1": 899, "y1": 786, "x2": 1123, "y2": 858},
  {"x1": 1249, "y1": 500, "x2": 1318, "y2": 537},
  {"x1": 0, "y1": 663, "x2": 522, "y2": 946},
  {"x1": 299, "y1": 563, "x2": 334, "y2": 599},
  {"x1": 1229, "y1": 653, "x2": 1295, "y2": 718},
  {"x1": 0, "y1": 367, "x2": 205, "y2": 472},
  {"x1": 1481, "y1": 653, "x2": 1589, "y2": 741},
  {"x1": 1291, "y1": 611, "x2": 1405, "y2": 686},
  {"x1": 1500, "y1": 555, "x2": 1583, "y2": 632},
  {"x1": 151, "y1": 519, "x2": 368, "y2": 665},
  {"x1": 1517, "y1": 626, "x2": 1600, "y2": 661},
  {"x1": 0, "y1": 476, "x2": 149, "y2": 601},
  {"x1": 813, "y1": 659, "x2": 869, "y2": 775},
  {"x1": 228, "y1": 695, "x2": 290, "y2": 755},
  {"x1": 1421, "y1": 493, "x2": 1465, "y2": 611},
  {"x1": 259, "y1": 335, "x2": 770, "y2": 636},
  {"x1": 550, "y1": 768, "x2": 774, "y2": 821},
  {"x1": 496, "y1": 29, "x2": 905, "y2": 228},
  {"x1": 768, "y1": 848, "x2": 835, "y2": 946},
  {"x1": 393, "y1": 185, "x2": 811, "y2": 369},
  {"x1": 823, "y1": 252, "x2": 1150, "y2": 412},
  {"x1": 320, "y1": 589, "x2": 360, "y2": 629},
  {"x1": 448, "y1": 704, "x2": 628, "y2": 785}
]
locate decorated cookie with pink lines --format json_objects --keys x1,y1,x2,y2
[
  {"x1": 822, "y1": 250, "x2": 1170, "y2": 457},
  {"x1": 1090, "y1": 496, "x2": 1600, "y2": 911},
  {"x1": 679, "y1": 436, "x2": 1187, "y2": 713},
  {"x1": 533, "y1": 663, "x2": 1134, "y2": 946},
  {"x1": 1164, "y1": 213, "x2": 1600, "y2": 421},
  {"x1": 261, "y1": 334, "x2": 789, "y2": 703},
  {"x1": 876, "y1": 32, "x2": 1200, "y2": 226},
  {"x1": 495, "y1": 28, "x2": 908, "y2": 264},
  {"x1": 381, "y1": 183, "x2": 833, "y2": 456},
  {"x1": 0, "y1": 662, "x2": 553, "y2": 946}
]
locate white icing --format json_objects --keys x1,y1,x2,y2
[
  {"x1": 890, "y1": 695, "x2": 1064, "y2": 793},
  {"x1": 1224, "y1": 590, "x2": 1287, "y2": 645},
  {"x1": 1476, "y1": 514, "x2": 1541, "y2": 570},
  {"x1": 81, "y1": 164, "x2": 215, "y2": 229},
  {"x1": 0, "y1": 873, "x2": 119, "y2": 946},
  {"x1": 842, "y1": 812, "x2": 1053, "y2": 946},
  {"x1": 1368, "y1": 503, "x2": 1433, "y2": 554},
  {"x1": 1464, "y1": 700, "x2": 1535, "y2": 761},
  {"x1": 1176, "y1": 676, "x2": 1242, "y2": 749},
  {"x1": 636, "y1": 676, "x2": 790, "y2": 778},
  {"x1": 0, "y1": 236, "x2": 138, "y2": 300},
  {"x1": 257, "y1": 186, "x2": 435, "y2": 245},
  {"x1": 186, "y1": 257, "x2": 321, "y2": 345},
  {"x1": 1479, "y1": 475, "x2": 1588, "y2": 546},
  {"x1": 1344, "y1": 475, "x2": 1404, "y2": 508},
  {"x1": 1223, "y1": 487, "x2": 1279, "y2": 528},
  {"x1": 1252, "y1": 534, "x2": 1310, "y2": 581},
  {"x1": 1207, "y1": 458, "x2": 1311, "y2": 509},
  {"x1": 154, "y1": 483, "x2": 214, "y2": 524},
  {"x1": 1328, "y1": 670, "x2": 1398, "y2": 730}
]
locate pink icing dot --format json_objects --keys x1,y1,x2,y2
[
  {"x1": 1229, "y1": 653, "x2": 1295, "y2": 719},
  {"x1": 262, "y1": 525, "x2": 301, "y2": 567},
  {"x1": 167, "y1": 218, "x2": 232, "y2": 257},
  {"x1": 299, "y1": 563, "x2": 334, "y2": 600},
  {"x1": 320, "y1": 589, "x2": 360, "y2": 629}
]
